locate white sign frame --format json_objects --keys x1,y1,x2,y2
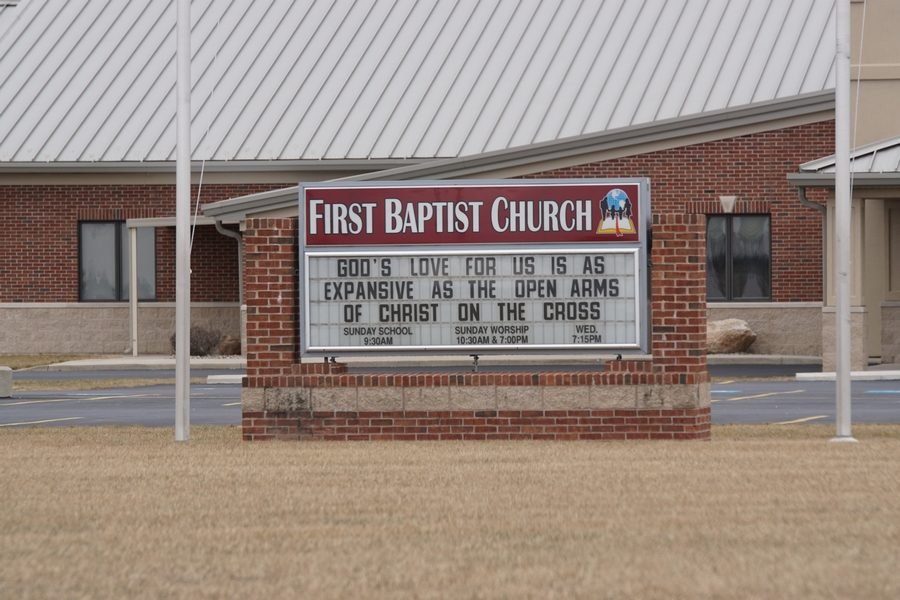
[{"x1": 299, "y1": 179, "x2": 650, "y2": 356}]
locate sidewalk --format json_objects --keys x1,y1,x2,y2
[{"x1": 31, "y1": 355, "x2": 246, "y2": 371}]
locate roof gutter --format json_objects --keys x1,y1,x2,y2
[{"x1": 787, "y1": 172, "x2": 900, "y2": 187}]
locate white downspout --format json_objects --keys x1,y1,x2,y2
[{"x1": 215, "y1": 220, "x2": 245, "y2": 356}]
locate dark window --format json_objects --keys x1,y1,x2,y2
[
  {"x1": 706, "y1": 215, "x2": 770, "y2": 301},
  {"x1": 79, "y1": 222, "x2": 156, "y2": 301}
]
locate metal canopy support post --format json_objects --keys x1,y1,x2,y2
[
  {"x1": 129, "y1": 226, "x2": 138, "y2": 357},
  {"x1": 832, "y1": 0, "x2": 856, "y2": 443},
  {"x1": 175, "y1": 0, "x2": 191, "y2": 442}
]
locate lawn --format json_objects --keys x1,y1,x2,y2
[
  {"x1": 0, "y1": 354, "x2": 106, "y2": 370},
  {"x1": 1, "y1": 353, "x2": 209, "y2": 391},
  {"x1": 1, "y1": 425, "x2": 898, "y2": 599},
  {"x1": 11, "y1": 377, "x2": 208, "y2": 391}
]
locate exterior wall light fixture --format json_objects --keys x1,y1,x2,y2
[{"x1": 719, "y1": 195, "x2": 737, "y2": 213}]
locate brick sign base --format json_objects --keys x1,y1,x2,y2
[
  {"x1": 241, "y1": 364, "x2": 710, "y2": 441},
  {"x1": 243, "y1": 211, "x2": 711, "y2": 442},
  {"x1": 243, "y1": 408, "x2": 710, "y2": 441}
]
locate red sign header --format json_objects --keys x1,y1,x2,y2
[{"x1": 301, "y1": 182, "x2": 642, "y2": 246}]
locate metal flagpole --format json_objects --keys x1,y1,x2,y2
[
  {"x1": 175, "y1": 0, "x2": 191, "y2": 442},
  {"x1": 832, "y1": 0, "x2": 856, "y2": 443}
]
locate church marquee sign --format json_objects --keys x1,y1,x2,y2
[{"x1": 299, "y1": 180, "x2": 650, "y2": 355}]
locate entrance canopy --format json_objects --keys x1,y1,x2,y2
[
  {"x1": 788, "y1": 136, "x2": 900, "y2": 367},
  {"x1": 789, "y1": 135, "x2": 900, "y2": 186}
]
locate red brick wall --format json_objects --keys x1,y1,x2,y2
[
  {"x1": 243, "y1": 218, "x2": 299, "y2": 382},
  {"x1": 523, "y1": 120, "x2": 835, "y2": 301},
  {"x1": 155, "y1": 224, "x2": 242, "y2": 302},
  {"x1": 649, "y1": 212, "x2": 707, "y2": 378},
  {"x1": 0, "y1": 183, "x2": 289, "y2": 302},
  {"x1": 240, "y1": 203, "x2": 713, "y2": 384}
]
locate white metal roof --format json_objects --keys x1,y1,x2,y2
[
  {"x1": 0, "y1": 0, "x2": 837, "y2": 164},
  {"x1": 0, "y1": 1, "x2": 21, "y2": 39},
  {"x1": 801, "y1": 136, "x2": 900, "y2": 174}
]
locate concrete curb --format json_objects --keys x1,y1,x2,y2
[
  {"x1": 796, "y1": 371, "x2": 900, "y2": 382},
  {"x1": 707, "y1": 354, "x2": 821, "y2": 365},
  {"x1": 207, "y1": 374, "x2": 246, "y2": 385}
]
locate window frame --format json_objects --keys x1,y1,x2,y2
[
  {"x1": 78, "y1": 221, "x2": 156, "y2": 302},
  {"x1": 706, "y1": 213, "x2": 772, "y2": 302}
]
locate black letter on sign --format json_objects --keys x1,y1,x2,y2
[{"x1": 343, "y1": 304, "x2": 362, "y2": 322}]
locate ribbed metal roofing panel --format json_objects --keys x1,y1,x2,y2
[
  {"x1": 801, "y1": 137, "x2": 900, "y2": 174},
  {"x1": 0, "y1": 1, "x2": 22, "y2": 40},
  {"x1": 0, "y1": 0, "x2": 837, "y2": 164}
]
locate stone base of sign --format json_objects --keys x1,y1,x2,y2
[{"x1": 240, "y1": 371, "x2": 711, "y2": 441}]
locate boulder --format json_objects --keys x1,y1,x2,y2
[
  {"x1": 707, "y1": 319, "x2": 757, "y2": 354},
  {"x1": 216, "y1": 335, "x2": 242, "y2": 356}
]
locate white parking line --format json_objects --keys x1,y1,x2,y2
[
  {"x1": 0, "y1": 417, "x2": 84, "y2": 427},
  {"x1": 772, "y1": 415, "x2": 828, "y2": 425},
  {"x1": 711, "y1": 389, "x2": 805, "y2": 404},
  {"x1": 221, "y1": 401, "x2": 241, "y2": 407},
  {"x1": 0, "y1": 398, "x2": 84, "y2": 407}
]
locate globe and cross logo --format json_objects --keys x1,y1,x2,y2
[{"x1": 596, "y1": 188, "x2": 636, "y2": 237}]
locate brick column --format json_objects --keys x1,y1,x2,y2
[
  {"x1": 243, "y1": 218, "x2": 298, "y2": 386},
  {"x1": 650, "y1": 213, "x2": 708, "y2": 382}
]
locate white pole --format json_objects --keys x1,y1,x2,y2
[
  {"x1": 832, "y1": 0, "x2": 856, "y2": 443},
  {"x1": 175, "y1": 0, "x2": 191, "y2": 442},
  {"x1": 129, "y1": 226, "x2": 138, "y2": 357}
]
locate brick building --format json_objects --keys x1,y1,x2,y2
[
  {"x1": 2, "y1": 1, "x2": 900, "y2": 439},
  {"x1": 204, "y1": 102, "x2": 836, "y2": 440}
]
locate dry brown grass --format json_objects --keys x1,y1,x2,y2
[
  {"x1": 0, "y1": 354, "x2": 107, "y2": 370},
  {"x1": 1, "y1": 425, "x2": 899, "y2": 599},
  {"x1": 12, "y1": 377, "x2": 208, "y2": 391}
]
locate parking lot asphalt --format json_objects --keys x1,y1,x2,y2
[{"x1": 4, "y1": 362, "x2": 899, "y2": 428}]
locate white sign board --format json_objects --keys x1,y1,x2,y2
[{"x1": 299, "y1": 180, "x2": 650, "y2": 355}]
